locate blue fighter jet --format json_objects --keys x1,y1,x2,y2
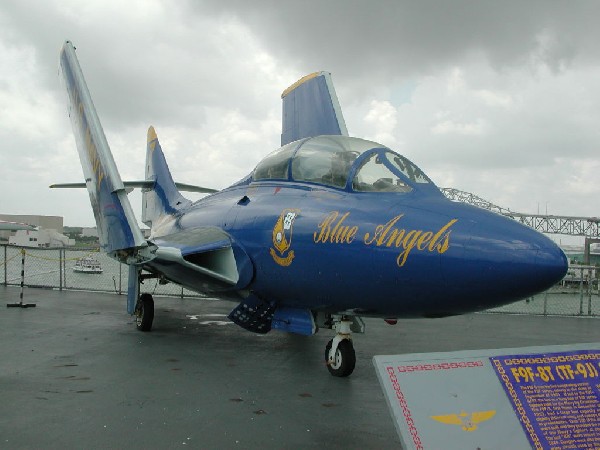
[{"x1": 57, "y1": 41, "x2": 567, "y2": 377}]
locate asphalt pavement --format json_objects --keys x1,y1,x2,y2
[{"x1": 2, "y1": 285, "x2": 600, "y2": 449}]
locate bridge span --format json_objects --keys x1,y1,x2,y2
[{"x1": 441, "y1": 188, "x2": 600, "y2": 262}]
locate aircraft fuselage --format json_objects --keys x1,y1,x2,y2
[{"x1": 146, "y1": 164, "x2": 567, "y2": 319}]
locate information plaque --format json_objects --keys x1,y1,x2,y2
[
  {"x1": 373, "y1": 343, "x2": 600, "y2": 450},
  {"x1": 491, "y1": 350, "x2": 600, "y2": 449}
]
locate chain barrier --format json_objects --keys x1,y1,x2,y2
[
  {"x1": 0, "y1": 252, "x2": 20, "y2": 267},
  {"x1": 21, "y1": 248, "x2": 99, "y2": 262}
]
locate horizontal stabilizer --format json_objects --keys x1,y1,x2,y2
[
  {"x1": 281, "y1": 71, "x2": 348, "y2": 146},
  {"x1": 50, "y1": 181, "x2": 217, "y2": 194},
  {"x1": 59, "y1": 41, "x2": 147, "y2": 260}
]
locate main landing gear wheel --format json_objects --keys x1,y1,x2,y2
[
  {"x1": 325, "y1": 338, "x2": 356, "y2": 377},
  {"x1": 135, "y1": 293, "x2": 154, "y2": 331}
]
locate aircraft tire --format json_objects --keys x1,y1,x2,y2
[
  {"x1": 325, "y1": 339, "x2": 356, "y2": 377},
  {"x1": 135, "y1": 293, "x2": 154, "y2": 332}
]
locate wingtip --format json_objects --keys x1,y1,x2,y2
[
  {"x1": 62, "y1": 40, "x2": 75, "y2": 51},
  {"x1": 147, "y1": 126, "x2": 157, "y2": 143}
]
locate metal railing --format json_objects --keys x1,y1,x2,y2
[
  {"x1": 0, "y1": 244, "x2": 207, "y2": 299},
  {"x1": 477, "y1": 264, "x2": 599, "y2": 317},
  {"x1": 2, "y1": 244, "x2": 599, "y2": 317}
]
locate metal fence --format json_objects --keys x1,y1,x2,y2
[
  {"x1": 2, "y1": 244, "x2": 599, "y2": 317},
  {"x1": 0, "y1": 244, "x2": 207, "y2": 299},
  {"x1": 486, "y1": 265, "x2": 600, "y2": 317},
  {"x1": 487, "y1": 288, "x2": 600, "y2": 316}
]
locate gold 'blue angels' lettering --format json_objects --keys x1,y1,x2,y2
[
  {"x1": 363, "y1": 214, "x2": 458, "y2": 267},
  {"x1": 313, "y1": 211, "x2": 458, "y2": 268},
  {"x1": 313, "y1": 211, "x2": 359, "y2": 244}
]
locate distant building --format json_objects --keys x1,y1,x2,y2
[
  {"x1": 8, "y1": 229, "x2": 75, "y2": 248},
  {"x1": 0, "y1": 214, "x2": 64, "y2": 242},
  {"x1": 562, "y1": 244, "x2": 600, "y2": 266},
  {"x1": 81, "y1": 227, "x2": 98, "y2": 237}
]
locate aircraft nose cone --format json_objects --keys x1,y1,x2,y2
[
  {"x1": 497, "y1": 225, "x2": 568, "y2": 298},
  {"x1": 533, "y1": 238, "x2": 569, "y2": 291},
  {"x1": 442, "y1": 210, "x2": 568, "y2": 309}
]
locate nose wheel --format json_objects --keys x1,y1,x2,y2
[
  {"x1": 325, "y1": 338, "x2": 356, "y2": 377},
  {"x1": 325, "y1": 317, "x2": 356, "y2": 377}
]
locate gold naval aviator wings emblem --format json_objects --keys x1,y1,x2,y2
[
  {"x1": 430, "y1": 410, "x2": 496, "y2": 432},
  {"x1": 270, "y1": 209, "x2": 300, "y2": 267}
]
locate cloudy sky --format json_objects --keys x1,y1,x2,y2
[{"x1": 1, "y1": 1, "x2": 599, "y2": 245}]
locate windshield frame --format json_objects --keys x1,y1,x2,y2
[
  {"x1": 251, "y1": 136, "x2": 435, "y2": 194},
  {"x1": 349, "y1": 148, "x2": 433, "y2": 193}
]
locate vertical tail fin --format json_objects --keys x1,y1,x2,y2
[
  {"x1": 142, "y1": 127, "x2": 191, "y2": 228},
  {"x1": 280, "y1": 71, "x2": 348, "y2": 146},
  {"x1": 59, "y1": 41, "x2": 147, "y2": 260}
]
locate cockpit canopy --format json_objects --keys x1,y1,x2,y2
[{"x1": 253, "y1": 135, "x2": 432, "y2": 193}]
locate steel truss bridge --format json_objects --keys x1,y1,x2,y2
[{"x1": 441, "y1": 188, "x2": 600, "y2": 239}]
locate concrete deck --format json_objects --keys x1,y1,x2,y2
[{"x1": 2, "y1": 285, "x2": 600, "y2": 449}]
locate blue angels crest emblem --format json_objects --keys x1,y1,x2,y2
[{"x1": 270, "y1": 209, "x2": 300, "y2": 266}]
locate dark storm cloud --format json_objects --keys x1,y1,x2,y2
[{"x1": 199, "y1": 0, "x2": 600, "y2": 84}]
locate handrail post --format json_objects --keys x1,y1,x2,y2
[
  {"x1": 59, "y1": 248, "x2": 63, "y2": 291},
  {"x1": 7, "y1": 248, "x2": 36, "y2": 308},
  {"x1": 588, "y1": 267, "x2": 593, "y2": 316},
  {"x1": 543, "y1": 291, "x2": 548, "y2": 316},
  {"x1": 579, "y1": 267, "x2": 584, "y2": 315}
]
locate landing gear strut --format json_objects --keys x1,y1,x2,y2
[
  {"x1": 325, "y1": 317, "x2": 356, "y2": 377},
  {"x1": 135, "y1": 293, "x2": 154, "y2": 331}
]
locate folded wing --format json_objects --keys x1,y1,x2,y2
[{"x1": 59, "y1": 41, "x2": 147, "y2": 261}]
